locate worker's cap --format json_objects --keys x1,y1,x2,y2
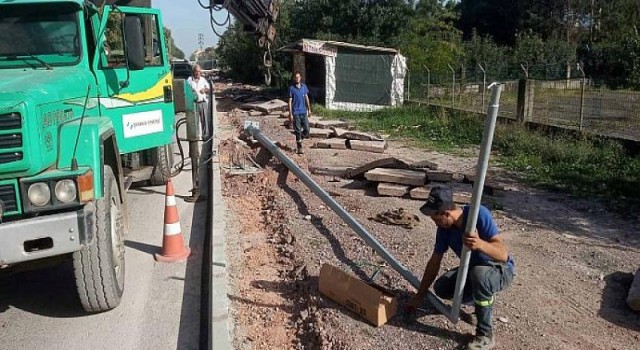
[{"x1": 419, "y1": 185, "x2": 455, "y2": 215}]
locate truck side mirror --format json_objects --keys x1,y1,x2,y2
[{"x1": 123, "y1": 15, "x2": 145, "y2": 71}]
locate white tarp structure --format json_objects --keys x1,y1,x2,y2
[{"x1": 282, "y1": 39, "x2": 407, "y2": 112}]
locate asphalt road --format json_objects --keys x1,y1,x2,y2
[{"x1": 0, "y1": 140, "x2": 206, "y2": 350}]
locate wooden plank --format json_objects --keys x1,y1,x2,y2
[
  {"x1": 348, "y1": 140, "x2": 387, "y2": 153},
  {"x1": 346, "y1": 158, "x2": 411, "y2": 179},
  {"x1": 332, "y1": 128, "x2": 384, "y2": 141},
  {"x1": 627, "y1": 268, "x2": 640, "y2": 311},
  {"x1": 365, "y1": 168, "x2": 427, "y2": 186},
  {"x1": 426, "y1": 171, "x2": 454, "y2": 182},
  {"x1": 409, "y1": 186, "x2": 430, "y2": 200},
  {"x1": 310, "y1": 166, "x2": 351, "y2": 178},
  {"x1": 308, "y1": 128, "x2": 334, "y2": 139},
  {"x1": 315, "y1": 138, "x2": 347, "y2": 149},
  {"x1": 315, "y1": 120, "x2": 349, "y2": 129},
  {"x1": 377, "y1": 183, "x2": 410, "y2": 197}
]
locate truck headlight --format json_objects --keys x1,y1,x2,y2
[
  {"x1": 55, "y1": 179, "x2": 77, "y2": 203},
  {"x1": 28, "y1": 182, "x2": 51, "y2": 207}
]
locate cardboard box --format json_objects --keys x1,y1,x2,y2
[{"x1": 318, "y1": 263, "x2": 398, "y2": 327}]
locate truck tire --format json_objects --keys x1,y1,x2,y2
[
  {"x1": 72, "y1": 166, "x2": 125, "y2": 312},
  {"x1": 149, "y1": 143, "x2": 174, "y2": 186}
]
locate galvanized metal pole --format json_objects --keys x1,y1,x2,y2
[
  {"x1": 449, "y1": 83, "x2": 503, "y2": 321},
  {"x1": 478, "y1": 63, "x2": 486, "y2": 110},
  {"x1": 578, "y1": 64, "x2": 586, "y2": 131},
  {"x1": 244, "y1": 125, "x2": 426, "y2": 289},
  {"x1": 423, "y1": 65, "x2": 430, "y2": 105},
  {"x1": 448, "y1": 64, "x2": 455, "y2": 108}
]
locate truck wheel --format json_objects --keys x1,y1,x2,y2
[
  {"x1": 72, "y1": 166, "x2": 125, "y2": 312},
  {"x1": 149, "y1": 143, "x2": 174, "y2": 186}
]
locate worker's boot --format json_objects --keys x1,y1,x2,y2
[
  {"x1": 467, "y1": 305, "x2": 494, "y2": 350},
  {"x1": 296, "y1": 141, "x2": 304, "y2": 154},
  {"x1": 466, "y1": 334, "x2": 495, "y2": 350}
]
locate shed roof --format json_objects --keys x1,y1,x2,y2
[{"x1": 280, "y1": 39, "x2": 400, "y2": 56}]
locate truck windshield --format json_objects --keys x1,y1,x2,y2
[{"x1": 0, "y1": 3, "x2": 81, "y2": 69}]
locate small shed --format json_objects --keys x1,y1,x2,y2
[{"x1": 281, "y1": 39, "x2": 407, "y2": 111}]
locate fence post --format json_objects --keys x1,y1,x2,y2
[
  {"x1": 578, "y1": 63, "x2": 586, "y2": 131},
  {"x1": 423, "y1": 65, "x2": 430, "y2": 105},
  {"x1": 407, "y1": 67, "x2": 411, "y2": 102},
  {"x1": 460, "y1": 63, "x2": 466, "y2": 104},
  {"x1": 448, "y1": 64, "x2": 455, "y2": 108},
  {"x1": 517, "y1": 79, "x2": 534, "y2": 123}
]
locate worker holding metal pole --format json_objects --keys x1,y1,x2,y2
[{"x1": 407, "y1": 84, "x2": 515, "y2": 350}]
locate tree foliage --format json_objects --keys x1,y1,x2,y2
[
  {"x1": 213, "y1": 0, "x2": 640, "y2": 88},
  {"x1": 163, "y1": 27, "x2": 184, "y2": 59}
]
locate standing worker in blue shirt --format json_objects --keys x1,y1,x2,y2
[
  {"x1": 288, "y1": 72, "x2": 311, "y2": 154},
  {"x1": 407, "y1": 185, "x2": 515, "y2": 350}
]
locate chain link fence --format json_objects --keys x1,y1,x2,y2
[{"x1": 406, "y1": 64, "x2": 640, "y2": 141}]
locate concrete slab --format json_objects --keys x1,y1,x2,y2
[
  {"x1": 410, "y1": 186, "x2": 430, "y2": 200},
  {"x1": 315, "y1": 120, "x2": 349, "y2": 129},
  {"x1": 242, "y1": 99, "x2": 288, "y2": 113},
  {"x1": 365, "y1": 168, "x2": 427, "y2": 186},
  {"x1": 315, "y1": 138, "x2": 347, "y2": 149},
  {"x1": 426, "y1": 171, "x2": 454, "y2": 182},
  {"x1": 348, "y1": 140, "x2": 387, "y2": 153},
  {"x1": 377, "y1": 183, "x2": 410, "y2": 197},
  {"x1": 308, "y1": 128, "x2": 334, "y2": 139}
]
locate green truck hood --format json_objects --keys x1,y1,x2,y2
[
  {"x1": 0, "y1": 67, "x2": 95, "y2": 177},
  {"x1": 0, "y1": 68, "x2": 92, "y2": 105}
]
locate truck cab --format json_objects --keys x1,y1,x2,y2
[{"x1": 0, "y1": 0, "x2": 176, "y2": 312}]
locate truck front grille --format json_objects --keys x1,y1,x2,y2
[
  {"x1": 0, "y1": 112, "x2": 22, "y2": 129},
  {"x1": 0, "y1": 134, "x2": 22, "y2": 149},
  {"x1": 0, "y1": 112, "x2": 23, "y2": 166},
  {"x1": 0, "y1": 184, "x2": 18, "y2": 213}
]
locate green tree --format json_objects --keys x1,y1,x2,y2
[
  {"x1": 163, "y1": 27, "x2": 184, "y2": 59},
  {"x1": 398, "y1": 0, "x2": 463, "y2": 73},
  {"x1": 289, "y1": 0, "x2": 413, "y2": 47},
  {"x1": 458, "y1": 0, "x2": 526, "y2": 45}
]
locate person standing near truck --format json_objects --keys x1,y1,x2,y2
[
  {"x1": 288, "y1": 72, "x2": 311, "y2": 154},
  {"x1": 187, "y1": 64, "x2": 211, "y2": 139},
  {"x1": 407, "y1": 185, "x2": 515, "y2": 350}
]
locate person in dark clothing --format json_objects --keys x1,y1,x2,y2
[
  {"x1": 407, "y1": 185, "x2": 515, "y2": 350},
  {"x1": 288, "y1": 72, "x2": 311, "y2": 154}
]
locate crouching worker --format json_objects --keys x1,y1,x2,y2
[{"x1": 406, "y1": 185, "x2": 515, "y2": 350}]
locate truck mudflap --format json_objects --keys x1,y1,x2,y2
[{"x1": 0, "y1": 205, "x2": 94, "y2": 266}]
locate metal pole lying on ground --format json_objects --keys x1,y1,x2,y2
[
  {"x1": 449, "y1": 83, "x2": 503, "y2": 321},
  {"x1": 244, "y1": 125, "x2": 420, "y2": 285}
]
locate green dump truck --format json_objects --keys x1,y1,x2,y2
[{"x1": 0, "y1": 0, "x2": 177, "y2": 312}]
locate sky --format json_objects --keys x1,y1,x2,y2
[{"x1": 152, "y1": 0, "x2": 230, "y2": 58}]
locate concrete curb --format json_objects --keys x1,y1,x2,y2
[{"x1": 208, "y1": 97, "x2": 231, "y2": 349}]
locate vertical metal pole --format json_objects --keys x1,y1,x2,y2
[
  {"x1": 450, "y1": 83, "x2": 503, "y2": 321},
  {"x1": 479, "y1": 63, "x2": 486, "y2": 110},
  {"x1": 448, "y1": 64, "x2": 455, "y2": 108},
  {"x1": 578, "y1": 64, "x2": 586, "y2": 131},
  {"x1": 423, "y1": 65, "x2": 430, "y2": 105},
  {"x1": 407, "y1": 68, "x2": 411, "y2": 101},
  {"x1": 520, "y1": 63, "x2": 529, "y2": 80}
]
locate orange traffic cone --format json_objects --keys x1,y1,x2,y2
[{"x1": 154, "y1": 179, "x2": 191, "y2": 262}]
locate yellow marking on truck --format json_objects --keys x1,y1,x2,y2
[{"x1": 114, "y1": 73, "x2": 172, "y2": 103}]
